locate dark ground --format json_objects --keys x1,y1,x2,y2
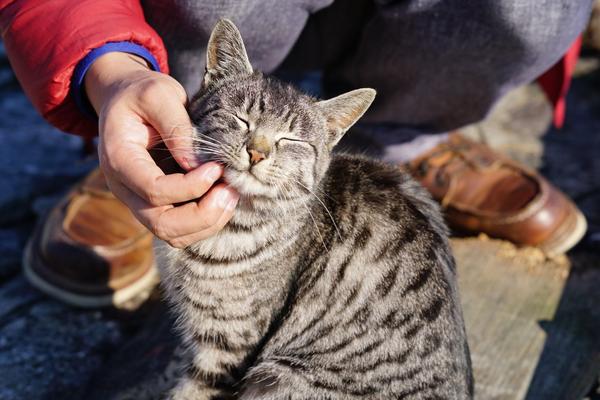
[{"x1": 0, "y1": 39, "x2": 598, "y2": 399}]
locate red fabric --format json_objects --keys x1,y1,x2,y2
[
  {"x1": 0, "y1": 0, "x2": 169, "y2": 137},
  {"x1": 537, "y1": 36, "x2": 582, "y2": 129}
]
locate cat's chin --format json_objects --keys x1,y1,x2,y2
[{"x1": 223, "y1": 168, "x2": 278, "y2": 198}]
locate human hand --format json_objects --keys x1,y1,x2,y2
[{"x1": 85, "y1": 52, "x2": 239, "y2": 248}]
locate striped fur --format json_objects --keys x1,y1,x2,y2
[{"x1": 157, "y1": 19, "x2": 473, "y2": 400}]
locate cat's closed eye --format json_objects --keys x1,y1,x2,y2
[
  {"x1": 275, "y1": 137, "x2": 313, "y2": 153},
  {"x1": 234, "y1": 115, "x2": 250, "y2": 130},
  {"x1": 276, "y1": 137, "x2": 307, "y2": 145}
]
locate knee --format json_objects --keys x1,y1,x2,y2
[{"x1": 504, "y1": 0, "x2": 593, "y2": 79}]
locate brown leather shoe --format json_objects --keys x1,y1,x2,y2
[
  {"x1": 23, "y1": 168, "x2": 158, "y2": 308},
  {"x1": 406, "y1": 133, "x2": 587, "y2": 256}
]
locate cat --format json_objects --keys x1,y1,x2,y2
[{"x1": 157, "y1": 18, "x2": 473, "y2": 400}]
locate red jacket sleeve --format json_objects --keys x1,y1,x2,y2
[{"x1": 0, "y1": 0, "x2": 169, "y2": 137}]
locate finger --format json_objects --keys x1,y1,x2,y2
[
  {"x1": 105, "y1": 139, "x2": 224, "y2": 205},
  {"x1": 150, "y1": 184, "x2": 239, "y2": 240},
  {"x1": 168, "y1": 201, "x2": 237, "y2": 248},
  {"x1": 107, "y1": 177, "x2": 238, "y2": 247},
  {"x1": 139, "y1": 80, "x2": 199, "y2": 171},
  {"x1": 104, "y1": 176, "x2": 171, "y2": 233}
]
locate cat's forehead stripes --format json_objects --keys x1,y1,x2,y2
[{"x1": 209, "y1": 77, "x2": 318, "y2": 141}]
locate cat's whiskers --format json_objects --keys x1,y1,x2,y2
[
  {"x1": 266, "y1": 169, "x2": 294, "y2": 200},
  {"x1": 158, "y1": 127, "x2": 228, "y2": 152},
  {"x1": 263, "y1": 169, "x2": 326, "y2": 249},
  {"x1": 286, "y1": 176, "x2": 343, "y2": 242},
  {"x1": 284, "y1": 183, "x2": 309, "y2": 228},
  {"x1": 170, "y1": 124, "x2": 224, "y2": 143},
  {"x1": 267, "y1": 170, "x2": 337, "y2": 249},
  {"x1": 271, "y1": 179, "x2": 298, "y2": 223},
  {"x1": 158, "y1": 128, "x2": 226, "y2": 155},
  {"x1": 272, "y1": 186, "x2": 291, "y2": 222},
  {"x1": 191, "y1": 137, "x2": 226, "y2": 150},
  {"x1": 159, "y1": 135, "x2": 223, "y2": 148},
  {"x1": 157, "y1": 130, "x2": 291, "y2": 182},
  {"x1": 283, "y1": 181, "x2": 329, "y2": 251},
  {"x1": 153, "y1": 138, "x2": 224, "y2": 158}
]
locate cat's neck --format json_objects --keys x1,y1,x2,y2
[
  {"x1": 185, "y1": 194, "x2": 311, "y2": 264},
  {"x1": 233, "y1": 195, "x2": 307, "y2": 225}
]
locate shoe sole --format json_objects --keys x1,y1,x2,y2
[
  {"x1": 538, "y1": 207, "x2": 588, "y2": 257},
  {"x1": 23, "y1": 239, "x2": 160, "y2": 309}
]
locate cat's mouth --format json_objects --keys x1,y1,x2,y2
[
  {"x1": 222, "y1": 166, "x2": 278, "y2": 198},
  {"x1": 194, "y1": 153, "x2": 274, "y2": 197}
]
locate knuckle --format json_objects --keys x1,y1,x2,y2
[
  {"x1": 167, "y1": 79, "x2": 187, "y2": 102},
  {"x1": 202, "y1": 210, "x2": 222, "y2": 228},
  {"x1": 151, "y1": 220, "x2": 170, "y2": 242},
  {"x1": 145, "y1": 191, "x2": 159, "y2": 206},
  {"x1": 137, "y1": 80, "x2": 163, "y2": 106},
  {"x1": 145, "y1": 183, "x2": 166, "y2": 205}
]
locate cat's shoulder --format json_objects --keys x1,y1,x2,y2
[
  {"x1": 325, "y1": 153, "x2": 448, "y2": 236},
  {"x1": 326, "y1": 153, "x2": 420, "y2": 198}
]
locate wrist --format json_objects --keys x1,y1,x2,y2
[{"x1": 84, "y1": 52, "x2": 151, "y2": 114}]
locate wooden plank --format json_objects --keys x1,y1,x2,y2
[{"x1": 453, "y1": 237, "x2": 600, "y2": 400}]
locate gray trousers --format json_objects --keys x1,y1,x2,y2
[{"x1": 144, "y1": 0, "x2": 592, "y2": 134}]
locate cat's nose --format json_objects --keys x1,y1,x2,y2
[
  {"x1": 247, "y1": 135, "x2": 271, "y2": 165},
  {"x1": 248, "y1": 149, "x2": 267, "y2": 165}
]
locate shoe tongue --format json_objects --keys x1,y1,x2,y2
[
  {"x1": 65, "y1": 195, "x2": 147, "y2": 246},
  {"x1": 451, "y1": 167, "x2": 539, "y2": 214}
]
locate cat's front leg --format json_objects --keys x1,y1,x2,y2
[
  {"x1": 168, "y1": 344, "x2": 241, "y2": 400},
  {"x1": 168, "y1": 375, "x2": 232, "y2": 400}
]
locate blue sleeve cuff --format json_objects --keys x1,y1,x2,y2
[{"x1": 71, "y1": 42, "x2": 162, "y2": 119}]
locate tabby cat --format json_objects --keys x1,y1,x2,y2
[{"x1": 158, "y1": 19, "x2": 473, "y2": 400}]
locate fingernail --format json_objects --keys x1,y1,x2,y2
[
  {"x1": 226, "y1": 196, "x2": 239, "y2": 211},
  {"x1": 204, "y1": 164, "x2": 222, "y2": 181},
  {"x1": 183, "y1": 156, "x2": 200, "y2": 170},
  {"x1": 214, "y1": 188, "x2": 234, "y2": 209}
]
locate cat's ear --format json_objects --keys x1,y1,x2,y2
[
  {"x1": 203, "y1": 19, "x2": 253, "y2": 88},
  {"x1": 316, "y1": 88, "x2": 376, "y2": 148}
]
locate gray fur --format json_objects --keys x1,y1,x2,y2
[{"x1": 158, "y1": 19, "x2": 473, "y2": 400}]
